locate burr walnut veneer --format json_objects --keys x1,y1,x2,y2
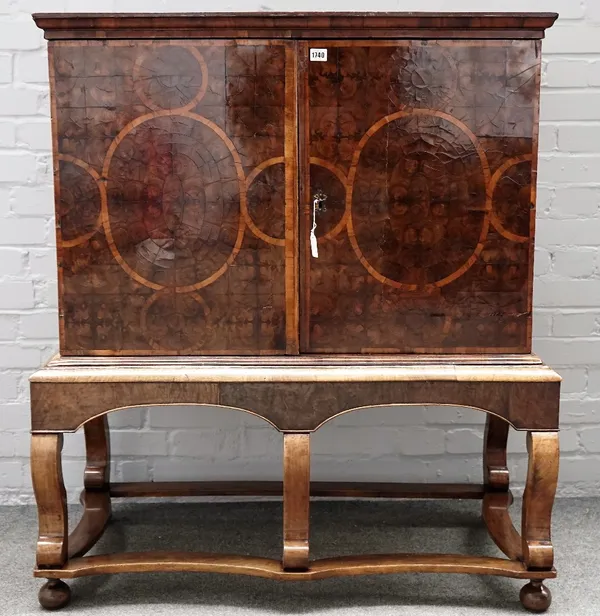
[{"x1": 31, "y1": 12, "x2": 560, "y2": 613}]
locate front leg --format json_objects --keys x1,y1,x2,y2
[
  {"x1": 31, "y1": 433, "x2": 71, "y2": 610},
  {"x1": 282, "y1": 433, "x2": 310, "y2": 570},
  {"x1": 520, "y1": 431, "x2": 559, "y2": 612}
]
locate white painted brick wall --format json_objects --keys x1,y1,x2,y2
[{"x1": 1, "y1": 0, "x2": 600, "y2": 504}]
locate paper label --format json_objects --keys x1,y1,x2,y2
[
  {"x1": 310, "y1": 230, "x2": 319, "y2": 258},
  {"x1": 310, "y1": 48, "x2": 328, "y2": 62}
]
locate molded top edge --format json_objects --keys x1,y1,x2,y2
[{"x1": 32, "y1": 12, "x2": 558, "y2": 40}]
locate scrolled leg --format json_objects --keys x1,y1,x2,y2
[
  {"x1": 31, "y1": 434, "x2": 71, "y2": 610},
  {"x1": 519, "y1": 431, "x2": 559, "y2": 612},
  {"x1": 31, "y1": 434, "x2": 68, "y2": 568},
  {"x1": 39, "y1": 579, "x2": 71, "y2": 611},
  {"x1": 521, "y1": 431, "x2": 559, "y2": 570}
]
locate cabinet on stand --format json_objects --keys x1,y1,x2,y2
[{"x1": 30, "y1": 12, "x2": 559, "y2": 612}]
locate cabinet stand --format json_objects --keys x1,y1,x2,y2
[{"x1": 31, "y1": 354, "x2": 560, "y2": 612}]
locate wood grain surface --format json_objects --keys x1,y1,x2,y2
[
  {"x1": 29, "y1": 379, "x2": 559, "y2": 431},
  {"x1": 302, "y1": 40, "x2": 540, "y2": 353},
  {"x1": 282, "y1": 434, "x2": 310, "y2": 569},
  {"x1": 40, "y1": 21, "x2": 552, "y2": 357},
  {"x1": 51, "y1": 40, "x2": 296, "y2": 355}
]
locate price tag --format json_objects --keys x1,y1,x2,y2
[{"x1": 310, "y1": 48, "x2": 327, "y2": 62}]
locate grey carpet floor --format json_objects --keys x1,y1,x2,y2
[{"x1": 1, "y1": 498, "x2": 598, "y2": 615}]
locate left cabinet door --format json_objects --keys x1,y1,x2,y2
[{"x1": 51, "y1": 39, "x2": 298, "y2": 355}]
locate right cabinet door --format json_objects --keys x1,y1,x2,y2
[{"x1": 300, "y1": 40, "x2": 540, "y2": 354}]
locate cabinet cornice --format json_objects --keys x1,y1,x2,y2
[{"x1": 33, "y1": 12, "x2": 558, "y2": 41}]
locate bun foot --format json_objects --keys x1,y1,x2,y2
[
  {"x1": 38, "y1": 579, "x2": 71, "y2": 610},
  {"x1": 520, "y1": 580, "x2": 552, "y2": 612}
]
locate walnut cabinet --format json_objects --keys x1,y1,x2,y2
[
  {"x1": 39, "y1": 14, "x2": 554, "y2": 356},
  {"x1": 30, "y1": 13, "x2": 561, "y2": 613}
]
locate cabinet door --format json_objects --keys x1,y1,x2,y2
[
  {"x1": 300, "y1": 40, "x2": 539, "y2": 353},
  {"x1": 51, "y1": 40, "x2": 298, "y2": 355}
]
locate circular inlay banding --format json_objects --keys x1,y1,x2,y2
[
  {"x1": 489, "y1": 154, "x2": 532, "y2": 243},
  {"x1": 141, "y1": 290, "x2": 211, "y2": 352},
  {"x1": 347, "y1": 109, "x2": 491, "y2": 291},
  {"x1": 133, "y1": 45, "x2": 208, "y2": 112},
  {"x1": 57, "y1": 154, "x2": 103, "y2": 248},
  {"x1": 102, "y1": 111, "x2": 246, "y2": 293},
  {"x1": 245, "y1": 157, "x2": 286, "y2": 246}
]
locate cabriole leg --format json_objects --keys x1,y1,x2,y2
[
  {"x1": 282, "y1": 433, "x2": 310, "y2": 570},
  {"x1": 520, "y1": 431, "x2": 559, "y2": 613},
  {"x1": 31, "y1": 433, "x2": 71, "y2": 610}
]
